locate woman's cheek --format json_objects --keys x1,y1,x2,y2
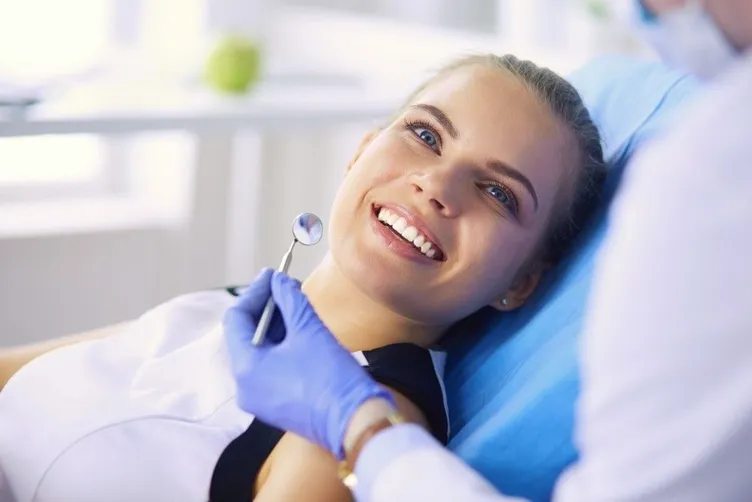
[
  {"x1": 364, "y1": 152, "x2": 411, "y2": 184},
  {"x1": 381, "y1": 141, "x2": 421, "y2": 179}
]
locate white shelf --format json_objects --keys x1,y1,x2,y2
[{"x1": 0, "y1": 81, "x2": 400, "y2": 137}]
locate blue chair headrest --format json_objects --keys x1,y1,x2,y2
[{"x1": 443, "y1": 55, "x2": 697, "y2": 502}]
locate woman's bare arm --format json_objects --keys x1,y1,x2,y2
[
  {"x1": 0, "y1": 321, "x2": 131, "y2": 391},
  {"x1": 254, "y1": 387, "x2": 430, "y2": 502}
]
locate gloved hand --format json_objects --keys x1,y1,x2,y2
[{"x1": 223, "y1": 268, "x2": 396, "y2": 459}]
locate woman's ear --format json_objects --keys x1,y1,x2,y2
[
  {"x1": 489, "y1": 264, "x2": 549, "y2": 311},
  {"x1": 346, "y1": 130, "x2": 379, "y2": 173}
]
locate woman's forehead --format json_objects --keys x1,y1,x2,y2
[
  {"x1": 414, "y1": 66, "x2": 552, "y2": 127},
  {"x1": 407, "y1": 65, "x2": 579, "y2": 214},
  {"x1": 417, "y1": 67, "x2": 571, "y2": 151},
  {"x1": 413, "y1": 65, "x2": 561, "y2": 139}
]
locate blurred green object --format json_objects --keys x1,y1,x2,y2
[
  {"x1": 585, "y1": 0, "x2": 611, "y2": 20},
  {"x1": 204, "y1": 35, "x2": 262, "y2": 94}
]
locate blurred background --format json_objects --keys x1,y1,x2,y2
[{"x1": 0, "y1": 0, "x2": 650, "y2": 345}]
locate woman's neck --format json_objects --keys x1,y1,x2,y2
[{"x1": 301, "y1": 255, "x2": 447, "y2": 352}]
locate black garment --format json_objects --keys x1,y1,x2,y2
[{"x1": 209, "y1": 343, "x2": 449, "y2": 502}]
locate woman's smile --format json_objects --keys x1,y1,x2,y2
[{"x1": 369, "y1": 203, "x2": 446, "y2": 264}]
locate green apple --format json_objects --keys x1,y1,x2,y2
[{"x1": 204, "y1": 35, "x2": 263, "y2": 94}]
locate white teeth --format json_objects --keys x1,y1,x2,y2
[
  {"x1": 375, "y1": 207, "x2": 441, "y2": 260},
  {"x1": 378, "y1": 208, "x2": 399, "y2": 227},
  {"x1": 401, "y1": 225, "x2": 418, "y2": 242},
  {"x1": 393, "y1": 217, "x2": 407, "y2": 233}
]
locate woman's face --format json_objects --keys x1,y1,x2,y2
[{"x1": 328, "y1": 65, "x2": 578, "y2": 325}]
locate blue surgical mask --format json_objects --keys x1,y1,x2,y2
[{"x1": 621, "y1": 1, "x2": 740, "y2": 79}]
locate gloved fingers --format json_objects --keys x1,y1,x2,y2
[
  {"x1": 233, "y1": 268, "x2": 274, "y2": 317},
  {"x1": 223, "y1": 268, "x2": 273, "y2": 349},
  {"x1": 223, "y1": 305, "x2": 257, "y2": 352},
  {"x1": 265, "y1": 310, "x2": 287, "y2": 345},
  {"x1": 223, "y1": 305, "x2": 279, "y2": 374},
  {"x1": 271, "y1": 272, "x2": 316, "y2": 340},
  {"x1": 271, "y1": 270, "x2": 303, "y2": 294}
]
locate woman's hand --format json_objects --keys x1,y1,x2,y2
[{"x1": 223, "y1": 269, "x2": 396, "y2": 459}]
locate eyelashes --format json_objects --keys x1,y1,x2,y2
[
  {"x1": 484, "y1": 182, "x2": 519, "y2": 216},
  {"x1": 402, "y1": 117, "x2": 520, "y2": 218},
  {"x1": 404, "y1": 118, "x2": 442, "y2": 151}
]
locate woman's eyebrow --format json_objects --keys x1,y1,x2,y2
[
  {"x1": 409, "y1": 104, "x2": 459, "y2": 139},
  {"x1": 487, "y1": 160, "x2": 539, "y2": 211},
  {"x1": 408, "y1": 104, "x2": 538, "y2": 212}
]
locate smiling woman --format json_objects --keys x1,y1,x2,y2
[
  {"x1": 323, "y1": 54, "x2": 605, "y2": 332},
  {"x1": 0, "y1": 53, "x2": 605, "y2": 502}
]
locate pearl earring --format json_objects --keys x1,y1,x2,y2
[{"x1": 501, "y1": 298, "x2": 509, "y2": 307}]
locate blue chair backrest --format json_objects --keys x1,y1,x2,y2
[{"x1": 443, "y1": 55, "x2": 698, "y2": 502}]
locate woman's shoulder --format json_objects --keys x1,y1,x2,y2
[
  {"x1": 128, "y1": 288, "x2": 238, "y2": 355},
  {"x1": 0, "y1": 286, "x2": 247, "y2": 431},
  {"x1": 0, "y1": 287, "x2": 254, "y2": 501}
]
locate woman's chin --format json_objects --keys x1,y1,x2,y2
[{"x1": 336, "y1": 253, "x2": 438, "y2": 317}]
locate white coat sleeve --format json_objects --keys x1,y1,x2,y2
[
  {"x1": 354, "y1": 424, "x2": 526, "y2": 502},
  {"x1": 553, "y1": 53, "x2": 752, "y2": 502}
]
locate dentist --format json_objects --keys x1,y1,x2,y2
[{"x1": 224, "y1": 1, "x2": 752, "y2": 500}]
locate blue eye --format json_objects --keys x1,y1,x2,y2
[
  {"x1": 486, "y1": 184, "x2": 519, "y2": 214},
  {"x1": 404, "y1": 119, "x2": 441, "y2": 151},
  {"x1": 415, "y1": 128, "x2": 438, "y2": 147}
]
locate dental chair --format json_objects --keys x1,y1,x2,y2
[{"x1": 443, "y1": 55, "x2": 699, "y2": 502}]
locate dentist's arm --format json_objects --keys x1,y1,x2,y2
[{"x1": 344, "y1": 399, "x2": 523, "y2": 502}]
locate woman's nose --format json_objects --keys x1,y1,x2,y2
[{"x1": 409, "y1": 169, "x2": 462, "y2": 217}]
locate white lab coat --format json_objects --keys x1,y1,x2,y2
[{"x1": 354, "y1": 50, "x2": 752, "y2": 502}]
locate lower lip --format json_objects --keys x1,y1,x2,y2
[{"x1": 370, "y1": 209, "x2": 438, "y2": 265}]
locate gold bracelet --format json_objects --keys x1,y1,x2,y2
[{"x1": 337, "y1": 410, "x2": 406, "y2": 490}]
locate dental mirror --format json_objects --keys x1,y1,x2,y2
[
  {"x1": 251, "y1": 212, "x2": 323, "y2": 346},
  {"x1": 292, "y1": 212, "x2": 324, "y2": 246}
]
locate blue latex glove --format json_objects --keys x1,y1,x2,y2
[{"x1": 223, "y1": 268, "x2": 396, "y2": 459}]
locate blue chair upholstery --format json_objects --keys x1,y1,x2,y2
[{"x1": 443, "y1": 55, "x2": 698, "y2": 502}]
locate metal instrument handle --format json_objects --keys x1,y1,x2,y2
[{"x1": 251, "y1": 240, "x2": 296, "y2": 346}]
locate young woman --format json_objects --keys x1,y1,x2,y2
[{"x1": 0, "y1": 54, "x2": 605, "y2": 502}]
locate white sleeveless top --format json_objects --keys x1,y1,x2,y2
[{"x1": 0, "y1": 289, "x2": 448, "y2": 502}]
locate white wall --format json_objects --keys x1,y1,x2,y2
[{"x1": 0, "y1": 229, "x2": 186, "y2": 345}]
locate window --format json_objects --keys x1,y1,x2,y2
[
  {"x1": 0, "y1": 0, "x2": 205, "y2": 203},
  {"x1": 0, "y1": 0, "x2": 110, "y2": 81},
  {"x1": 0, "y1": 0, "x2": 115, "y2": 198},
  {"x1": 0, "y1": 135, "x2": 108, "y2": 201}
]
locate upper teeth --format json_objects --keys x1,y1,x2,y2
[{"x1": 377, "y1": 208, "x2": 438, "y2": 259}]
